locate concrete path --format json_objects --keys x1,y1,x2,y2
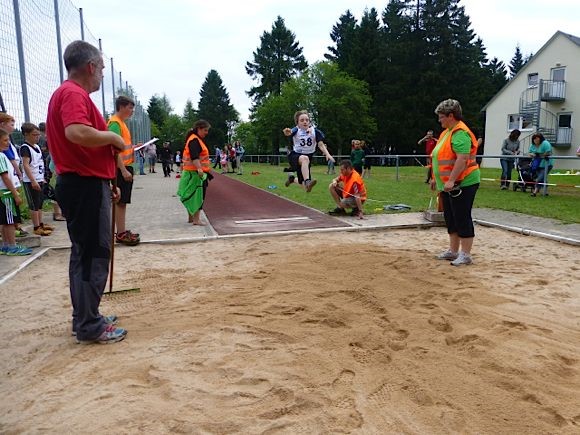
[{"x1": 2, "y1": 170, "x2": 578, "y2": 281}]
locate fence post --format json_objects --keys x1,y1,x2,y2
[
  {"x1": 395, "y1": 155, "x2": 400, "y2": 181},
  {"x1": 110, "y1": 57, "x2": 115, "y2": 107},
  {"x1": 79, "y1": 7, "x2": 84, "y2": 40},
  {"x1": 119, "y1": 71, "x2": 122, "y2": 94},
  {"x1": 54, "y1": 0, "x2": 64, "y2": 83},
  {"x1": 98, "y1": 39, "x2": 106, "y2": 116},
  {"x1": 13, "y1": 0, "x2": 30, "y2": 122}
]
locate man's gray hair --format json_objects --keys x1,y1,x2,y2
[
  {"x1": 434, "y1": 99, "x2": 463, "y2": 120},
  {"x1": 63, "y1": 40, "x2": 101, "y2": 72}
]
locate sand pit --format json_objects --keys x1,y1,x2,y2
[{"x1": 1, "y1": 227, "x2": 579, "y2": 433}]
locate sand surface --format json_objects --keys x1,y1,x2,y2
[{"x1": 1, "y1": 227, "x2": 579, "y2": 434}]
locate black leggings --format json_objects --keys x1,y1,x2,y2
[{"x1": 441, "y1": 183, "x2": 479, "y2": 238}]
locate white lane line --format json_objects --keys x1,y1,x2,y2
[{"x1": 234, "y1": 216, "x2": 311, "y2": 224}]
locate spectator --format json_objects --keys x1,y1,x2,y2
[
  {"x1": 500, "y1": 129, "x2": 521, "y2": 190},
  {"x1": 220, "y1": 145, "x2": 229, "y2": 173},
  {"x1": 529, "y1": 132, "x2": 553, "y2": 197},
  {"x1": 362, "y1": 141, "x2": 372, "y2": 178},
  {"x1": 38, "y1": 122, "x2": 65, "y2": 221},
  {"x1": 146, "y1": 140, "x2": 157, "y2": 173},
  {"x1": 136, "y1": 148, "x2": 146, "y2": 175},
  {"x1": 46, "y1": 40, "x2": 127, "y2": 344},
  {"x1": 20, "y1": 122, "x2": 53, "y2": 236},
  {"x1": 228, "y1": 143, "x2": 236, "y2": 173},
  {"x1": 328, "y1": 159, "x2": 367, "y2": 218},
  {"x1": 107, "y1": 95, "x2": 140, "y2": 246},
  {"x1": 282, "y1": 110, "x2": 334, "y2": 192},
  {"x1": 350, "y1": 140, "x2": 365, "y2": 175},
  {"x1": 213, "y1": 146, "x2": 221, "y2": 169},
  {"x1": 174, "y1": 150, "x2": 182, "y2": 175},
  {"x1": 159, "y1": 141, "x2": 172, "y2": 177},
  {"x1": 0, "y1": 128, "x2": 31, "y2": 255},
  {"x1": 418, "y1": 129, "x2": 437, "y2": 183},
  {"x1": 234, "y1": 141, "x2": 245, "y2": 175},
  {"x1": 431, "y1": 99, "x2": 480, "y2": 267}
]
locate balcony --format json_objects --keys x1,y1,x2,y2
[
  {"x1": 540, "y1": 80, "x2": 566, "y2": 102},
  {"x1": 554, "y1": 127, "x2": 573, "y2": 148}
]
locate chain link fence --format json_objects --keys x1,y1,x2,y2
[{"x1": 0, "y1": 0, "x2": 151, "y2": 142}]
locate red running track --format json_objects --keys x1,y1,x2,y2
[{"x1": 203, "y1": 172, "x2": 347, "y2": 235}]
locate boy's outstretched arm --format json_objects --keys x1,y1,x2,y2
[{"x1": 318, "y1": 141, "x2": 335, "y2": 162}]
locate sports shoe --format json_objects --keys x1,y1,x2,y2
[
  {"x1": 41, "y1": 222, "x2": 55, "y2": 231},
  {"x1": 15, "y1": 228, "x2": 29, "y2": 237},
  {"x1": 3, "y1": 245, "x2": 33, "y2": 256},
  {"x1": 116, "y1": 231, "x2": 140, "y2": 246},
  {"x1": 328, "y1": 207, "x2": 347, "y2": 216},
  {"x1": 350, "y1": 207, "x2": 360, "y2": 217},
  {"x1": 77, "y1": 324, "x2": 127, "y2": 344},
  {"x1": 285, "y1": 175, "x2": 295, "y2": 187},
  {"x1": 72, "y1": 315, "x2": 118, "y2": 336},
  {"x1": 451, "y1": 251, "x2": 473, "y2": 266},
  {"x1": 437, "y1": 249, "x2": 458, "y2": 260},
  {"x1": 34, "y1": 227, "x2": 52, "y2": 236},
  {"x1": 304, "y1": 179, "x2": 317, "y2": 193}
]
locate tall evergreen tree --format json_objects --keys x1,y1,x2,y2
[
  {"x1": 509, "y1": 45, "x2": 524, "y2": 78},
  {"x1": 197, "y1": 70, "x2": 238, "y2": 148},
  {"x1": 245, "y1": 16, "x2": 308, "y2": 106},
  {"x1": 147, "y1": 94, "x2": 172, "y2": 127},
  {"x1": 324, "y1": 10, "x2": 358, "y2": 72},
  {"x1": 182, "y1": 99, "x2": 197, "y2": 127}
]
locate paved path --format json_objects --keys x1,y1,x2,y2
[{"x1": 1, "y1": 170, "x2": 578, "y2": 280}]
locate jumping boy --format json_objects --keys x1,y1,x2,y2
[{"x1": 282, "y1": 110, "x2": 334, "y2": 192}]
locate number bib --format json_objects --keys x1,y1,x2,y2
[{"x1": 292, "y1": 128, "x2": 317, "y2": 154}]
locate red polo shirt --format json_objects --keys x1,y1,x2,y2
[{"x1": 46, "y1": 80, "x2": 115, "y2": 179}]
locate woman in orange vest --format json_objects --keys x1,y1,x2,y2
[
  {"x1": 431, "y1": 99, "x2": 480, "y2": 266},
  {"x1": 177, "y1": 120, "x2": 212, "y2": 225}
]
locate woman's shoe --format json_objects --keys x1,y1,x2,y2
[{"x1": 53, "y1": 214, "x2": 66, "y2": 221}]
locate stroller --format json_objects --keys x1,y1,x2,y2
[{"x1": 513, "y1": 156, "x2": 536, "y2": 192}]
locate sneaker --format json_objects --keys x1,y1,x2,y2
[
  {"x1": 304, "y1": 179, "x2": 317, "y2": 193},
  {"x1": 116, "y1": 231, "x2": 140, "y2": 246},
  {"x1": 500, "y1": 185, "x2": 507, "y2": 190},
  {"x1": 285, "y1": 175, "x2": 295, "y2": 187},
  {"x1": 437, "y1": 249, "x2": 458, "y2": 260},
  {"x1": 451, "y1": 251, "x2": 473, "y2": 266},
  {"x1": 77, "y1": 324, "x2": 127, "y2": 344},
  {"x1": 41, "y1": 223, "x2": 55, "y2": 231},
  {"x1": 15, "y1": 228, "x2": 29, "y2": 237},
  {"x1": 4, "y1": 245, "x2": 33, "y2": 256},
  {"x1": 350, "y1": 207, "x2": 360, "y2": 217},
  {"x1": 72, "y1": 315, "x2": 118, "y2": 336},
  {"x1": 328, "y1": 207, "x2": 347, "y2": 216},
  {"x1": 34, "y1": 227, "x2": 52, "y2": 236}
]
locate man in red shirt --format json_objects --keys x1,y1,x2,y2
[
  {"x1": 418, "y1": 129, "x2": 437, "y2": 183},
  {"x1": 46, "y1": 40, "x2": 128, "y2": 344},
  {"x1": 328, "y1": 159, "x2": 367, "y2": 219}
]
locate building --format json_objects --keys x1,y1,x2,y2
[{"x1": 483, "y1": 31, "x2": 579, "y2": 170}]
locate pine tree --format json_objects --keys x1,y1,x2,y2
[
  {"x1": 182, "y1": 100, "x2": 197, "y2": 127},
  {"x1": 509, "y1": 45, "x2": 524, "y2": 78},
  {"x1": 197, "y1": 70, "x2": 238, "y2": 148},
  {"x1": 245, "y1": 16, "x2": 308, "y2": 106},
  {"x1": 324, "y1": 10, "x2": 358, "y2": 72},
  {"x1": 147, "y1": 94, "x2": 172, "y2": 128}
]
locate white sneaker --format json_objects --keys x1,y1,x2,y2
[
  {"x1": 450, "y1": 251, "x2": 473, "y2": 266},
  {"x1": 437, "y1": 249, "x2": 458, "y2": 260}
]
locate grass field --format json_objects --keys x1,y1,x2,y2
[{"x1": 228, "y1": 162, "x2": 580, "y2": 223}]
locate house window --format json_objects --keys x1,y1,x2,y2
[
  {"x1": 551, "y1": 67, "x2": 565, "y2": 82},
  {"x1": 527, "y1": 73, "x2": 539, "y2": 88},
  {"x1": 558, "y1": 113, "x2": 571, "y2": 128},
  {"x1": 507, "y1": 114, "x2": 534, "y2": 131}
]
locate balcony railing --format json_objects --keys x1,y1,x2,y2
[
  {"x1": 556, "y1": 127, "x2": 573, "y2": 146},
  {"x1": 540, "y1": 80, "x2": 566, "y2": 101}
]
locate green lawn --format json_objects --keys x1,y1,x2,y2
[{"x1": 229, "y1": 163, "x2": 580, "y2": 223}]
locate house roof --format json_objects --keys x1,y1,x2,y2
[{"x1": 481, "y1": 31, "x2": 580, "y2": 111}]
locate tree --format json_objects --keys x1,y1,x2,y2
[
  {"x1": 197, "y1": 69, "x2": 238, "y2": 148},
  {"x1": 509, "y1": 44, "x2": 524, "y2": 79},
  {"x1": 147, "y1": 94, "x2": 172, "y2": 127},
  {"x1": 233, "y1": 122, "x2": 258, "y2": 154},
  {"x1": 246, "y1": 16, "x2": 308, "y2": 106},
  {"x1": 182, "y1": 99, "x2": 197, "y2": 127},
  {"x1": 324, "y1": 10, "x2": 358, "y2": 72}
]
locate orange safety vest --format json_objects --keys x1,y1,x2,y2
[
  {"x1": 107, "y1": 114, "x2": 134, "y2": 165},
  {"x1": 435, "y1": 120, "x2": 479, "y2": 183},
  {"x1": 182, "y1": 133, "x2": 211, "y2": 172},
  {"x1": 340, "y1": 170, "x2": 367, "y2": 201}
]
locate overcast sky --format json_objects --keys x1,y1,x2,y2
[{"x1": 74, "y1": 0, "x2": 580, "y2": 121}]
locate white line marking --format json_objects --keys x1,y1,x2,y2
[{"x1": 234, "y1": 216, "x2": 311, "y2": 224}]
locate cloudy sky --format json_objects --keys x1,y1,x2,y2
[{"x1": 74, "y1": 0, "x2": 579, "y2": 121}]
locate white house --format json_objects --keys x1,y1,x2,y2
[{"x1": 483, "y1": 31, "x2": 579, "y2": 170}]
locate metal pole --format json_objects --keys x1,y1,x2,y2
[
  {"x1": 125, "y1": 80, "x2": 129, "y2": 94},
  {"x1": 98, "y1": 39, "x2": 106, "y2": 116},
  {"x1": 110, "y1": 57, "x2": 115, "y2": 107},
  {"x1": 79, "y1": 7, "x2": 84, "y2": 40},
  {"x1": 13, "y1": 0, "x2": 30, "y2": 122},
  {"x1": 395, "y1": 155, "x2": 400, "y2": 181},
  {"x1": 54, "y1": 0, "x2": 64, "y2": 83},
  {"x1": 119, "y1": 71, "x2": 122, "y2": 95}
]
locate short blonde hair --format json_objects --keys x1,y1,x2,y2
[
  {"x1": 0, "y1": 113, "x2": 15, "y2": 124},
  {"x1": 434, "y1": 99, "x2": 463, "y2": 120}
]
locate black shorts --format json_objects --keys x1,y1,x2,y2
[
  {"x1": 0, "y1": 193, "x2": 22, "y2": 225},
  {"x1": 23, "y1": 181, "x2": 44, "y2": 211},
  {"x1": 441, "y1": 183, "x2": 479, "y2": 238},
  {"x1": 353, "y1": 164, "x2": 363, "y2": 174},
  {"x1": 116, "y1": 166, "x2": 134, "y2": 204},
  {"x1": 288, "y1": 151, "x2": 314, "y2": 184},
  {"x1": 363, "y1": 161, "x2": 372, "y2": 169}
]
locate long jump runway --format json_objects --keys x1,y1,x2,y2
[{"x1": 203, "y1": 172, "x2": 348, "y2": 235}]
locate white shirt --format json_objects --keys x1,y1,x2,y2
[
  {"x1": 292, "y1": 127, "x2": 317, "y2": 154},
  {"x1": 20, "y1": 143, "x2": 45, "y2": 183}
]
